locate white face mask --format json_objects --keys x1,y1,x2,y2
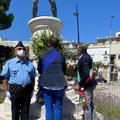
[{"x1": 17, "y1": 49, "x2": 25, "y2": 57}]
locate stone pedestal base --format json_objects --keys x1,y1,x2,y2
[
  {"x1": 28, "y1": 16, "x2": 63, "y2": 60},
  {"x1": 28, "y1": 16, "x2": 63, "y2": 36},
  {"x1": 0, "y1": 88, "x2": 83, "y2": 120}
]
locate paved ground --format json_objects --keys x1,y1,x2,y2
[{"x1": 1, "y1": 82, "x2": 120, "y2": 120}]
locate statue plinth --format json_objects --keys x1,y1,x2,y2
[
  {"x1": 28, "y1": 16, "x2": 63, "y2": 36},
  {"x1": 28, "y1": 16, "x2": 63, "y2": 60}
]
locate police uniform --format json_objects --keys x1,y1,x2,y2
[
  {"x1": 1, "y1": 41, "x2": 37, "y2": 120},
  {"x1": 2, "y1": 57, "x2": 36, "y2": 85}
]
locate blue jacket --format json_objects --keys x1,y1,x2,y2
[
  {"x1": 1, "y1": 57, "x2": 37, "y2": 85},
  {"x1": 38, "y1": 47, "x2": 68, "y2": 88}
]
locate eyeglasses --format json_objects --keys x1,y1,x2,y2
[{"x1": 17, "y1": 48, "x2": 25, "y2": 51}]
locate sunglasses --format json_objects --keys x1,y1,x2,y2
[{"x1": 17, "y1": 48, "x2": 25, "y2": 51}]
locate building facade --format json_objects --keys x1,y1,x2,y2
[
  {"x1": 1, "y1": 31, "x2": 120, "y2": 82},
  {"x1": 88, "y1": 31, "x2": 120, "y2": 81}
]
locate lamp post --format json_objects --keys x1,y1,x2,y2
[
  {"x1": 109, "y1": 16, "x2": 114, "y2": 82},
  {"x1": 74, "y1": 5, "x2": 80, "y2": 44}
]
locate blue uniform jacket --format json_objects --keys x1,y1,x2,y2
[{"x1": 1, "y1": 57, "x2": 37, "y2": 85}]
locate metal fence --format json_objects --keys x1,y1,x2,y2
[{"x1": 94, "y1": 82, "x2": 120, "y2": 120}]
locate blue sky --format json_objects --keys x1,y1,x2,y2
[{"x1": 0, "y1": 0, "x2": 120, "y2": 43}]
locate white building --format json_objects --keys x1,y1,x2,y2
[
  {"x1": 1, "y1": 32, "x2": 120, "y2": 82},
  {"x1": 87, "y1": 31, "x2": 120, "y2": 81},
  {"x1": 88, "y1": 44, "x2": 109, "y2": 65},
  {"x1": 0, "y1": 37, "x2": 29, "y2": 47}
]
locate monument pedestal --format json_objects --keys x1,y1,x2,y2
[
  {"x1": 28, "y1": 16, "x2": 63, "y2": 60},
  {"x1": 28, "y1": 16, "x2": 63, "y2": 36},
  {"x1": 0, "y1": 81, "x2": 104, "y2": 120}
]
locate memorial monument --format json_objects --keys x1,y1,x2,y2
[
  {"x1": 28, "y1": 0, "x2": 63, "y2": 60},
  {"x1": 0, "y1": 1, "x2": 91, "y2": 120},
  {"x1": 28, "y1": 1, "x2": 84, "y2": 119}
]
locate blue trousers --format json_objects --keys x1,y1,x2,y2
[
  {"x1": 43, "y1": 88, "x2": 65, "y2": 120},
  {"x1": 83, "y1": 85, "x2": 98, "y2": 120}
]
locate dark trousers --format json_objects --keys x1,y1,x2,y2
[{"x1": 9, "y1": 84, "x2": 32, "y2": 120}]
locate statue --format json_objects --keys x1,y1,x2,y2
[{"x1": 32, "y1": 0, "x2": 57, "y2": 18}]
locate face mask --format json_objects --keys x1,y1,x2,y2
[{"x1": 17, "y1": 49, "x2": 25, "y2": 57}]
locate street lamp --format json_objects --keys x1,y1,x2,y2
[
  {"x1": 109, "y1": 16, "x2": 115, "y2": 82},
  {"x1": 74, "y1": 5, "x2": 80, "y2": 44}
]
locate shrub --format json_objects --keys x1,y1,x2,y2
[
  {"x1": 94, "y1": 92, "x2": 120, "y2": 120},
  {"x1": 0, "y1": 91, "x2": 5, "y2": 104}
]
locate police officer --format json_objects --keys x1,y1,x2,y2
[{"x1": 1, "y1": 41, "x2": 37, "y2": 120}]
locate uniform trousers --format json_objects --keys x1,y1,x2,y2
[{"x1": 9, "y1": 84, "x2": 32, "y2": 120}]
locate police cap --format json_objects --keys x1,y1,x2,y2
[{"x1": 14, "y1": 41, "x2": 25, "y2": 49}]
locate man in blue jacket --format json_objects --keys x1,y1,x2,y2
[{"x1": 38, "y1": 37, "x2": 68, "y2": 120}]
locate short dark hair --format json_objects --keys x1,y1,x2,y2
[
  {"x1": 48, "y1": 37, "x2": 60, "y2": 48},
  {"x1": 78, "y1": 44, "x2": 88, "y2": 53}
]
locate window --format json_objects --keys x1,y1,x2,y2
[
  {"x1": 105, "y1": 51, "x2": 107, "y2": 54},
  {"x1": 118, "y1": 55, "x2": 120, "y2": 60},
  {"x1": 104, "y1": 56, "x2": 108, "y2": 61}
]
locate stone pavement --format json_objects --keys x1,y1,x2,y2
[
  {"x1": 0, "y1": 81, "x2": 106, "y2": 120},
  {"x1": 0, "y1": 82, "x2": 84, "y2": 120}
]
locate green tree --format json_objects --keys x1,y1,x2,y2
[
  {"x1": 0, "y1": 45, "x2": 14, "y2": 71},
  {"x1": 31, "y1": 31, "x2": 78, "y2": 78},
  {"x1": 0, "y1": 0, "x2": 14, "y2": 30},
  {"x1": 63, "y1": 49, "x2": 77, "y2": 61},
  {"x1": 31, "y1": 31, "x2": 63, "y2": 57}
]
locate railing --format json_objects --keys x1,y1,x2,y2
[{"x1": 94, "y1": 83, "x2": 120, "y2": 119}]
